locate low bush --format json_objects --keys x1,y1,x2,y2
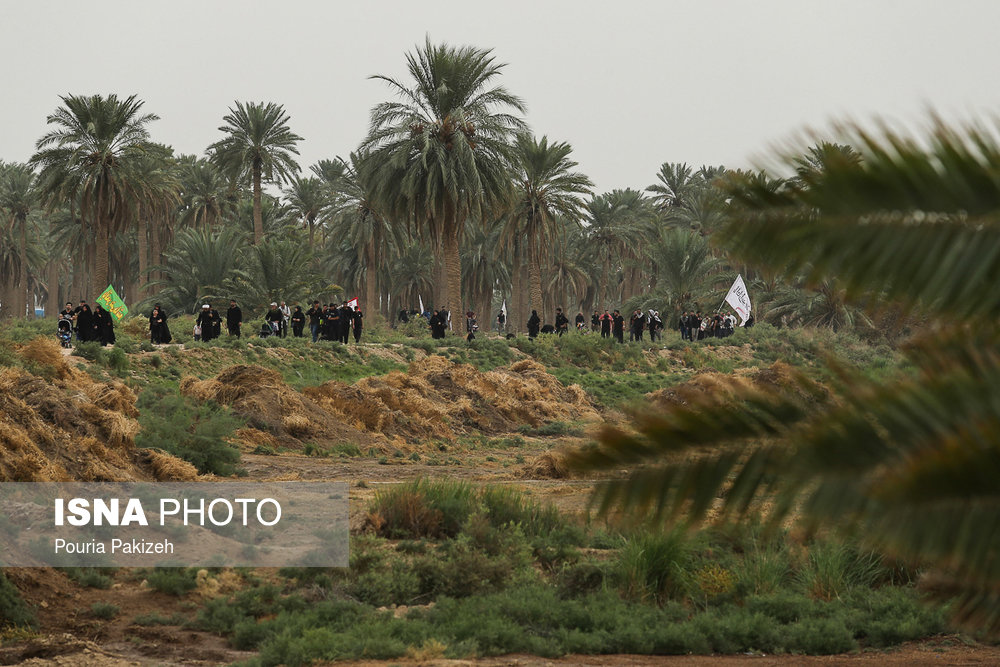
[
  {"x1": 144, "y1": 568, "x2": 198, "y2": 596},
  {"x1": 0, "y1": 572, "x2": 36, "y2": 629},
  {"x1": 136, "y1": 384, "x2": 244, "y2": 476},
  {"x1": 90, "y1": 602, "x2": 120, "y2": 619}
]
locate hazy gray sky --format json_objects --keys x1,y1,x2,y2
[{"x1": 3, "y1": 1, "x2": 999, "y2": 193}]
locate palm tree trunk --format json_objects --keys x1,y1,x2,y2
[
  {"x1": 46, "y1": 259, "x2": 60, "y2": 319},
  {"x1": 137, "y1": 210, "x2": 150, "y2": 301},
  {"x1": 442, "y1": 210, "x2": 462, "y2": 332},
  {"x1": 95, "y1": 223, "x2": 110, "y2": 295},
  {"x1": 252, "y1": 158, "x2": 264, "y2": 244},
  {"x1": 17, "y1": 213, "x2": 28, "y2": 318},
  {"x1": 364, "y1": 241, "x2": 377, "y2": 318},
  {"x1": 528, "y1": 238, "x2": 544, "y2": 326},
  {"x1": 510, "y1": 245, "x2": 523, "y2": 334}
]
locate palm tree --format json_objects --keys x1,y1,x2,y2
[
  {"x1": 0, "y1": 163, "x2": 36, "y2": 318},
  {"x1": 569, "y1": 119, "x2": 1000, "y2": 635},
  {"x1": 208, "y1": 101, "x2": 302, "y2": 244},
  {"x1": 143, "y1": 226, "x2": 243, "y2": 314},
  {"x1": 363, "y1": 38, "x2": 526, "y2": 324},
  {"x1": 324, "y1": 152, "x2": 404, "y2": 315},
  {"x1": 583, "y1": 189, "x2": 653, "y2": 308},
  {"x1": 646, "y1": 162, "x2": 697, "y2": 210},
  {"x1": 30, "y1": 93, "x2": 158, "y2": 294},
  {"x1": 179, "y1": 157, "x2": 231, "y2": 230},
  {"x1": 507, "y1": 134, "x2": 593, "y2": 324},
  {"x1": 283, "y1": 174, "x2": 332, "y2": 249}
]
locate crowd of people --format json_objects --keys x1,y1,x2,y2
[
  {"x1": 55, "y1": 295, "x2": 748, "y2": 350},
  {"x1": 58, "y1": 301, "x2": 116, "y2": 346},
  {"x1": 145, "y1": 300, "x2": 366, "y2": 344}
]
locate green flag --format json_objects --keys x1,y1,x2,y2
[{"x1": 96, "y1": 284, "x2": 128, "y2": 322}]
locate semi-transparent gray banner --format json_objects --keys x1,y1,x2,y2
[{"x1": 0, "y1": 482, "x2": 348, "y2": 567}]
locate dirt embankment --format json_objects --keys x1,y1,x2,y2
[
  {"x1": 0, "y1": 339, "x2": 196, "y2": 482},
  {"x1": 181, "y1": 355, "x2": 600, "y2": 452}
]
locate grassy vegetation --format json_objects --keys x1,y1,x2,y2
[
  {"x1": 0, "y1": 572, "x2": 36, "y2": 631},
  {"x1": 185, "y1": 480, "x2": 945, "y2": 665},
  {"x1": 135, "y1": 383, "x2": 245, "y2": 476}
]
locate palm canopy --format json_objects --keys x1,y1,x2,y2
[
  {"x1": 362, "y1": 38, "x2": 527, "y2": 319},
  {"x1": 569, "y1": 118, "x2": 1000, "y2": 635},
  {"x1": 30, "y1": 93, "x2": 159, "y2": 292},
  {"x1": 508, "y1": 133, "x2": 593, "y2": 322},
  {"x1": 208, "y1": 101, "x2": 302, "y2": 244}
]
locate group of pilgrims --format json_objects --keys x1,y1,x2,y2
[
  {"x1": 57, "y1": 301, "x2": 116, "y2": 346},
  {"x1": 147, "y1": 300, "x2": 366, "y2": 344},
  {"x1": 57, "y1": 294, "x2": 748, "y2": 350}
]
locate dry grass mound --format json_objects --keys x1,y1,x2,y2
[
  {"x1": 646, "y1": 361, "x2": 825, "y2": 409},
  {"x1": 180, "y1": 364, "x2": 373, "y2": 450},
  {"x1": 305, "y1": 355, "x2": 600, "y2": 441},
  {"x1": 0, "y1": 344, "x2": 196, "y2": 482},
  {"x1": 521, "y1": 452, "x2": 571, "y2": 479}
]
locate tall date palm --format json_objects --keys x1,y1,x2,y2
[
  {"x1": 363, "y1": 38, "x2": 526, "y2": 322},
  {"x1": 31, "y1": 93, "x2": 158, "y2": 294},
  {"x1": 209, "y1": 101, "x2": 302, "y2": 244}
]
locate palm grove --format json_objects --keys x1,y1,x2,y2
[{"x1": 1, "y1": 40, "x2": 871, "y2": 335}]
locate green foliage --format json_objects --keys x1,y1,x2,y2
[
  {"x1": 618, "y1": 530, "x2": 691, "y2": 604},
  {"x1": 144, "y1": 568, "x2": 198, "y2": 596},
  {"x1": 0, "y1": 572, "x2": 36, "y2": 630},
  {"x1": 369, "y1": 479, "x2": 569, "y2": 542},
  {"x1": 89, "y1": 602, "x2": 120, "y2": 619},
  {"x1": 136, "y1": 383, "x2": 243, "y2": 476},
  {"x1": 62, "y1": 567, "x2": 113, "y2": 589}
]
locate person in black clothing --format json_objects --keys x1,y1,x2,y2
[
  {"x1": 226, "y1": 300, "x2": 242, "y2": 337},
  {"x1": 291, "y1": 306, "x2": 306, "y2": 337},
  {"x1": 648, "y1": 310, "x2": 662, "y2": 342},
  {"x1": 398, "y1": 308, "x2": 410, "y2": 324},
  {"x1": 679, "y1": 312, "x2": 689, "y2": 341},
  {"x1": 629, "y1": 309, "x2": 645, "y2": 342},
  {"x1": 600, "y1": 309, "x2": 612, "y2": 338},
  {"x1": 323, "y1": 304, "x2": 339, "y2": 340},
  {"x1": 744, "y1": 313, "x2": 755, "y2": 328},
  {"x1": 496, "y1": 309, "x2": 506, "y2": 333},
  {"x1": 196, "y1": 304, "x2": 218, "y2": 342},
  {"x1": 352, "y1": 305, "x2": 364, "y2": 343},
  {"x1": 59, "y1": 302, "x2": 75, "y2": 321},
  {"x1": 307, "y1": 301, "x2": 323, "y2": 342},
  {"x1": 591, "y1": 311, "x2": 600, "y2": 333},
  {"x1": 94, "y1": 305, "x2": 115, "y2": 346},
  {"x1": 575, "y1": 312, "x2": 585, "y2": 332},
  {"x1": 265, "y1": 303, "x2": 283, "y2": 337},
  {"x1": 527, "y1": 310, "x2": 541, "y2": 338},
  {"x1": 555, "y1": 308, "x2": 569, "y2": 336},
  {"x1": 430, "y1": 309, "x2": 446, "y2": 339},
  {"x1": 612, "y1": 309, "x2": 625, "y2": 344},
  {"x1": 149, "y1": 306, "x2": 171, "y2": 344},
  {"x1": 339, "y1": 303, "x2": 353, "y2": 344},
  {"x1": 74, "y1": 301, "x2": 94, "y2": 342}
]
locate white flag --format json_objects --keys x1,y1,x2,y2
[
  {"x1": 501, "y1": 300, "x2": 507, "y2": 318},
  {"x1": 419, "y1": 295, "x2": 424, "y2": 315},
  {"x1": 724, "y1": 275, "x2": 752, "y2": 326},
  {"x1": 347, "y1": 297, "x2": 359, "y2": 310}
]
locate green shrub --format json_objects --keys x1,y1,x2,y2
[
  {"x1": 145, "y1": 568, "x2": 198, "y2": 596},
  {"x1": 0, "y1": 571, "x2": 36, "y2": 629},
  {"x1": 136, "y1": 384, "x2": 244, "y2": 476},
  {"x1": 369, "y1": 479, "x2": 478, "y2": 539},
  {"x1": 90, "y1": 602, "x2": 120, "y2": 619},
  {"x1": 784, "y1": 616, "x2": 857, "y2": 654},
  {"x1": 133, "y1": 612, "x2": 183, "y2": 626},
  {"x1": 797, "y1": 541, "x2": 882, "y2": 601},
  {"x1": 618, "y1": 530, "x2": 691, "y2": 604},
  {"x1": 63, "y1": 567, "x2": 113, "y2": 589}
]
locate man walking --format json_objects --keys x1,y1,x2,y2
[
  {"x1": 226, "y1": 300, "x2": 242, "y2": 338},
  {"x1": 307, "y1": 301, "x2": 323, "y2": 342}
]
